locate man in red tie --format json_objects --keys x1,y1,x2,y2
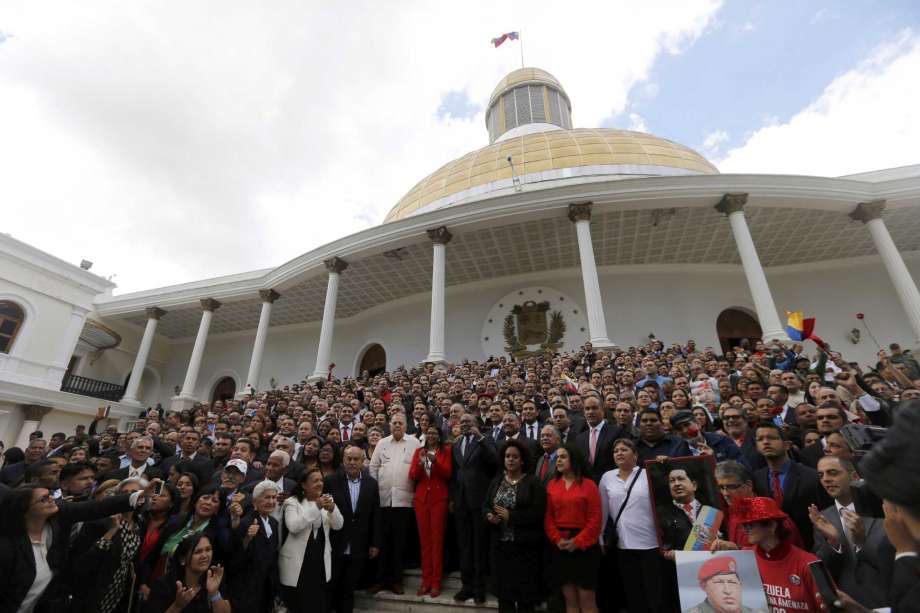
[{"x1": 535, "y1": 424, "x2": 560, "y2": 486}]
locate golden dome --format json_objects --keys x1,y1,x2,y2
[
  {"x1": 489, "y1": 67, "x2": 565, "y2": 106},
  {"x1": 384, "y1": 128, "x2": 718, "y2": 223}
]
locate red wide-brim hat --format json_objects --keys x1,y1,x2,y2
[{"x1": 731, "y1": 496, "x2": 788, "y2": 524}]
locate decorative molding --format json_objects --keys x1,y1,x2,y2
[
  {"x1": 567, "y1": 202, "x2": 593, "y2": 223},
  {"x1": 258, "y1": 289, "x2": 281, "y2": 303},
  {"x1": 426, "y1": 226, "x2": 453, "y2": 245},
  {"x1": 145, "y1": 306, "x2": 167, "y2": 320},
  {"x1": 714, "y1": 192, "x2": 748, "y2": 216},
  {"x1": 23, "y1": 404, "x2": 52, "y2": 421},
  {"x1": 324, "y1": 257, "x2": 349, "y2": 274},
  {"x1": 200, "y1": 298, "x2": 221, "y2": 312},
  {"x1": 848, "y1": 199, "x2": 886, "y2": 224}
]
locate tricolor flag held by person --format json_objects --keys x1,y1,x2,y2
[
  {"x1": 491, "y1": 31, "x2": 519, "y2": 47},
  {"x1": 684, "y1": 505, "x2": 724, "y2": 551},
  {"x1": 785, "y1": 311, "x2": 827, "y2": 349},
  {"x1": 560, "y1": 373, "x2": 579, "y2": 395}
]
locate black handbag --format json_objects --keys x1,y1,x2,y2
[{"x1": 604, "y1": 466, "x2": 643, "y2": 550}]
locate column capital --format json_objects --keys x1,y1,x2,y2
[
  {"x1": 145, "y1": 306, "x2": 166, "y2": 320},
  {"x1": 200, "y1": 298, "x2": 221, "y2": 312},
  {"x1": 426, "y1": 226, "x2": 453, "y2": 245},
  {"x1": 23, "y1": 404, "x2": 53, "y2": 422},
  {"x1": 849, "y1": 199, "x2": 886, "y2": 224},
  {"x1": 714, "y1": 193, "x2": 749, "y2": 216},
  {"x1": 324, "y1": 257, "x2": 348, "y2": 274},
  {"x1": 258, "y1": 289, "x2": 281, "y2": 303},
  {"x1": 568, "y1": 202, "x2": 593, "y2": 223}
]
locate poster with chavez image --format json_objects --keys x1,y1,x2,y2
[
  {"x1": 676, "y1": 551, "x2": 769, "y2": 613},
  {"x1": 645, "y1": 455, "x2": 725, "y2": 551}
]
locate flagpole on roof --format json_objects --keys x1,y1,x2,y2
[{"x1": 519, "y1": 30, "x2": 524, "y2": 68}]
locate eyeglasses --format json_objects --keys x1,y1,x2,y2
[
  {"x1": 718, "y1": 483, "x2": 745, "y2": 491},
  {"x1": 723, "y1": 415, "x2": 744, "y2": 420}
]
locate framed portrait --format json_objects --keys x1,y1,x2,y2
[
  {"x1": 676, "y1": 550, "x2": 769, "y2": 613},
  {"x1": 645, "y1": 455, "x2": 725, "y2": 551}
]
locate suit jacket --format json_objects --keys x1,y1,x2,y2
[
  {"x1": 324, "y1": 471, "x2": 382, "y2": 559},
  {"x1": 575, "y1": 421, "x2": 625, "y2": 482},
  {"x1": 812, "y1": 505, "x2": 891, "y2": 609},
  {"x1": 656, "y1": 502, "x2": 694, "y2": 550},
  {"x1": 533, "y1": 450, "x2": 558, "y2": 487},
  {"x1": 101, "y1": 464, "x2": 163, "y2": 483},
  {"x1": 242, "y1": 476, "x2": 297, "y2": 498},
  {"x1": 797, "y1": 441, "x2": 824, "y2": 469},
  {"x1": 890, "y1": 554, "x2": 920, "y2": 613},
  {"x1": 450, "y1": 433, "x2": 499, "y2": 510},
  {"x1": 753, "y1": 461, "x2": 831, "y2": 550},
  {"x1": 408, "y1": 446, "x2": 452, "y2": 505},
  {"x1": 158, "y1": 454, "x2": 214, "y2": 485},
  {"x1": 519, "y1": 420, "x2": 543, "y2": 442},
  {"x1": 227, "y1": 511, "x2": 279, "y2": 612}
]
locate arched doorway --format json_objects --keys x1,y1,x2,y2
[
  {"x1": 211, "y1": 376, "x2": 237, "y2": 403},
  {"x1": 716, "y1": 308, "x2": 763, "y2": 354},
  {"x1": 358, "y1": 344, "x2": 386, "y2": 377}
]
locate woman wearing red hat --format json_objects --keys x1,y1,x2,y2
[{"x1": 732, "y1": 497, "x2": 820, "y2": 612}]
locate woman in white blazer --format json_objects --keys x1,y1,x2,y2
[{"x1": 279, "y1": 467, "x2": 343, "y2": 611}]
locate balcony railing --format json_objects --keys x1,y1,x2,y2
[{"x1": 60, "y1": 373, "x2": 125, "y2": 401}]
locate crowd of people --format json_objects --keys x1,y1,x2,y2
[{"x1": 0, "y1": 336, "x2": 919, "y2": 613}]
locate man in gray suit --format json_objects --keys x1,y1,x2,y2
[
  {"x1": 534, "y1": 424, "x2": 560, "y2": 487},
  {"x1": 809, "y1": 455, "x2": 892, "y2": 609}
]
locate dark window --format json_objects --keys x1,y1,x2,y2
[{"x1": 0, "y1": 301, "x2": 25, "y2": 354}]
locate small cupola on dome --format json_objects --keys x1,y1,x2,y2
[{"x1": 485, "y1": 67, "x2": 572, "y2": 143}]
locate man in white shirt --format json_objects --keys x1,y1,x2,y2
[{"x1": 368, "y1": 413, "x2": 420, "y2": 594}]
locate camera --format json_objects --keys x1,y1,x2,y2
[{"x1": 839, "y1": 423, "x2": 886, "y2": 457}]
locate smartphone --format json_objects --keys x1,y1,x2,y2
[
  {"x1": 807, "y1": 560, "x2": 842, "y2": 611},
  {"x1": 153, "y1": 481, "x2": 164, "y2": 497}
]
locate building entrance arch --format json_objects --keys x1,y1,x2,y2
[
  {"x1": 716, "y1": 307, "x2": 763, "y2": 354},
  {"x1": 357, "y1": 343, "x2": 386, "y2": 377},
  {"x1": 211, "y1": 376, "x2": 237, "y2": 403}
]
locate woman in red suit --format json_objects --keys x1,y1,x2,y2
[{"x1": 409, "y1": 421, "x2": 453, "y2": 597}]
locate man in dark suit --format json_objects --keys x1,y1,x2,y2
[
  {"x1": 102, "y1": 435, "x2": 163, "y2": 482},
  {"x1": 534, "y1": 424, "x2": 560, "y2": 487},
  {"x1": 575, "y1": 396, "x2": 623, "y2": 483},
  {"x1": 157, "y1": 430, "x2": 214, "y2": 484},
  {"x1": 752, "y1": 422, "x2": 831, "y2": 550},
  {"x1": 810, "y1": 456, "x2": 892, "y2": 609},
  {"x1": 243, "y1": 450, "x2": 296, "y2": 503},
  {"x1": 656, "y1": 465, "x2": 705, "y2": 550},
  {"x1": 451, "y1": 413, "x2": 498, "y2": 605},
  {"x1": 328, "y1": 444, "x2": 381, "y2": 613},
  {"x1": 520, "y1": 400, "x2": 543, "y2": 443},
  {"x1": 498, "y1": 412, "x2": 541, "y2": 460}
]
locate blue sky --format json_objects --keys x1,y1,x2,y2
[{"x1": 604, "y1": 1, "x2": 920, "y2": 158}]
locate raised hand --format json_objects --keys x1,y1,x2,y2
[
  {"x1": 206, "y1": 565, "x2": 224, "y2": 595},
  {"x1": 808, "y1": 504, "x2": 840, "y2": 547},
  {"x1": 173, "y1": 582, "x2": 200, "y2": 607}
]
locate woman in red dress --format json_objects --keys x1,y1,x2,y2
[
  {"x1": 544, "y1": 443, "x2": 602, "y2": 613},
  {"x1": 408, "y1": 422, "x2": 452, "y2": 596}
]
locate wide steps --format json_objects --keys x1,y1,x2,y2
[{"x1": 355, "y1": 570, "x2": 497, "y2": 612}]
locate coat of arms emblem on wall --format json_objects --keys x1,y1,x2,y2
[{"x1": 503, "y1": 300, "x2": 566, "y2": 358}]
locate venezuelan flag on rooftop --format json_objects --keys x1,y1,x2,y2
[{"x1": 491, "y1": 31, "x2": 519, "y2": 47}]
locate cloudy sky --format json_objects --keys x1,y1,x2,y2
[{"x1": 1, "y1": 1, "x2": 918, "y2": 294}]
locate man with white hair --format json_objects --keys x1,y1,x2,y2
[
  {"x1": 227, "y1": 479, "x2": 280, "y2": 612},
  {"x1": 103, "y1": 436, "x2": 162, "y2": 482},
  {"x1": 244, "y1": 450, "x2": 296, "y2": 520}
]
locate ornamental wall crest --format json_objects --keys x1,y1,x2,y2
[{"x1": 503, "y1": 300, "x2": 566, "y2": 358}]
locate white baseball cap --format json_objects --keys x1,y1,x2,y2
[{"x1": 225, "y1": 458, "x2": 248, "y2": 475}]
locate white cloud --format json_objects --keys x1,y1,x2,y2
[
  {"x1": 628, "y1": 113, "x2": 649, "y2": 132},
  {"x1": 718, "y1": 30, "x2": 920, "y2": 176},
  {"x1": 701, "y1": 129, "x2": 730, "y2": 156},
  {"x1": 0, "y1": 0, "x2": 722, "y2": 293}
]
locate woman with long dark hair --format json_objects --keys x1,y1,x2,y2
[
  {"x1": 141, "y1": 533, "x2": 229, "y2": 613},
  {"x1": 484, "y1": 438, "x2": 546, "y2": 613},
  {"x1": 317, "y1": 440, "x2": 342, "y2": 479},
  {"x1": 408, "y1": 422, "x2": 452, "y2": 596},
  {"x1": 544, "y1": 444, "x2": 602, "y2": 613},
  {"x1": 0, "y1": 481, "x2": 151, "y2": 612},
  {"x1": 137, "y1": 483, "x2": 182, "y2": 602},
  {"x1": 138, "y1": 484, "x2": 228, "y2": 595},
  {"x1": 279, "y1": 467, "x2": 343, "y2": 611}
]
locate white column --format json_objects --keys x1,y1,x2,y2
[
  {"x1": 14, "y1": 406, "x2": 51, "y2": 450},
  {"x1": 121, "y1": 307, "x2": 165, "y2": 406},
  {"x1": 309, "y1": 258, "x2": 347, "y2": 382},
  {"x1": 241, "y1": 290, "x2": 280, "y2": 394},
  {"x1": 569, "y1": 204, "x2": 614, "y2": 347},
  {"x1": 716, "y1": 193, "x2": 786, "y2": 342},
  {"x1": 425, "y1": 226, "x2": 452, "y2": 363},
  {"x1": 175, "y1": 299, "x2": 220, "y2": 402},
  {"x1": 851, "y1": 200, "x2": 920, "y2": 345}
]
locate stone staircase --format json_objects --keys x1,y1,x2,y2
[{"x1": 354, "y1": 568, "x2": 497, "y2": 613}]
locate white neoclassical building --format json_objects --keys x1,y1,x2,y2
[{"x1": 2, "y1": 67, "x2": 920, "y2": 445}]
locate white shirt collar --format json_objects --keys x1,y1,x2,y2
[{"x1": 835, "y1": 500, "x2": 855, "y2": 515}]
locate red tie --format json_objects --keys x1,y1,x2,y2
[
  {"x1": 342, "y1": 426, "x2": 349, "y2": 441},
  {"x1": 772, "y1": 473, "x2": 784, "y2": 507},
  {"x1": 540, "y1": 454, "x2": 551, "y2": 481},
  {"x1": 682, "y1": 502, "x2": 694, "y2": 520}
]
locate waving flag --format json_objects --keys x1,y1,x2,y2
[
  {"x1": 491, "y1": 31, "x2": 519, "y2": 47},
  {"x1": 785, "y1": 311, "x2": 827, "y2": 349},
  {"x1": 560, "y1": 373, "x2": 579, "y2": 395}
]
